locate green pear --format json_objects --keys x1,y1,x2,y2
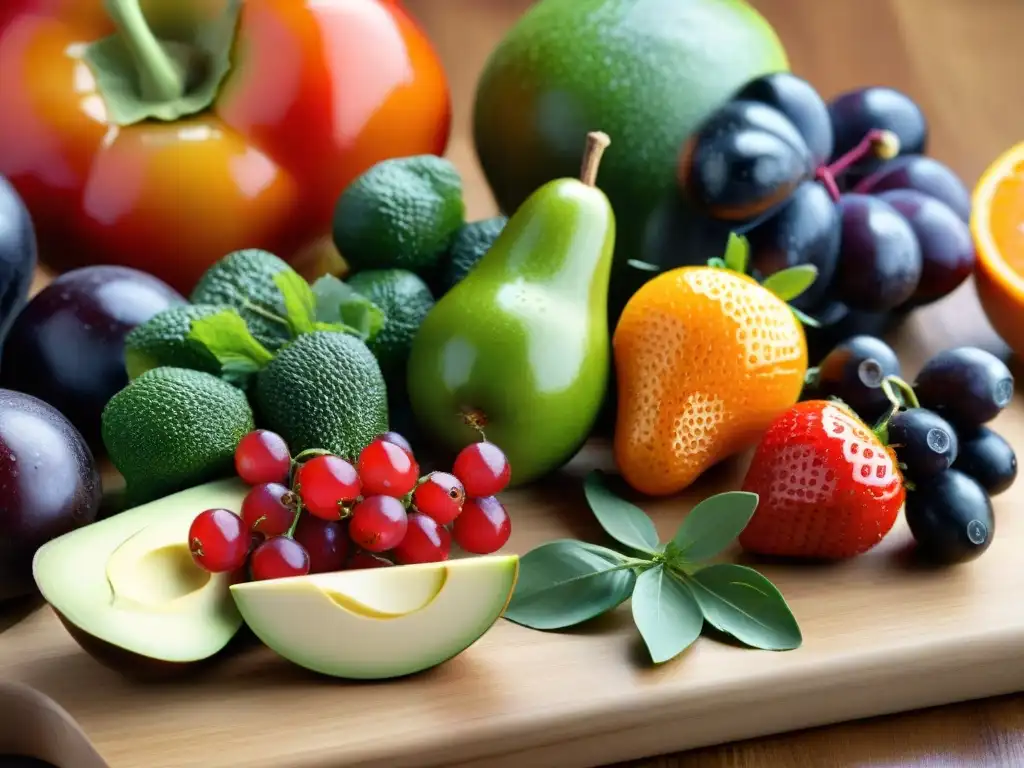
[{"x1": 407, "y1": 133, "x2": 616, "y2": 487}]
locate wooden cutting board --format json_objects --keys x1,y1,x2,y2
[{"x1": 0, "y1": 288, "x2": 1021, "y2": 768}]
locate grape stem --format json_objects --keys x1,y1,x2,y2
[{"x1": 815, "y1": 129, "x2": 902, "y2": 202}]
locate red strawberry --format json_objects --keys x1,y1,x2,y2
[{"x1": 739, "y1": 400, "x2": 905, "y2": 560}]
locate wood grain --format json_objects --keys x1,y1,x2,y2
[{"x1": 6, "y1": 1, "x2": 1024, "y2": 767}]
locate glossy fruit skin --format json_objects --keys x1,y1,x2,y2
[
  {"x1": 746, "y1": 180, "x2": 841, "y2": 310},
  {"x1": 0, "y1": 0, "x2": 451, "y2": 293},
  {"x1": 614, "y1": 266, "x2": 807, "y2": 496},
  {"x1": 0, "y1": 175, "x2": 36, "y2": 345},
  {"x1": 188, "y1": 509, "x2": 250, "y2": 574},
  {"x1": 234, "y1": 430, "x2": 291, "y2": 486},
  {"x1": 473, "y1": 0, "x2": 788, "y2": 324},
  {"x1": 348, "y1": 496, "x2": 408, "y2": 553},
  {"x1": 356, "y1": 439, "x2": 419, "y2": 497},
  {"x1": 293, "y1": 514, "x2": 349, "y2": 574},
  {"x1": 828, "y1": 87, "x2": 928, "y2": 183},
  {"x1": 952, "y1": 426, "x2": 1017, "y2": 496},
  {"x1": 453, "y1": 496, "x2": 512, "y2": 555},
  {"x1": 853, "y1": 155, "x2": 971, "y2": 222},
  {"x1": 295, "y1": 455, "x2": 361, "y2": 521},
  {"x1": 804, "y1": 302, "x2": 900, "y2": 367},
  {"x1": 681, "y1": 100, "x2": 813, "y2": 221},
  {"x1": 378, "y1": 431, "x2": 413, "y2": 455},
  {"x1": 887, "y1": 408, "x2": 959, "y2": 479},
  {"x1": 393, "y1": 512, "x2": 451, "y2": 565},
  {"x1": 408, "y1": 172, "x2": 615, "y2": 487},
  {"x1": 913, "y1": 347, "x2": 1014, "y2": 428},
  {"x1": 739, "y1": 400, "x2": 905, "y2": 560},
  {"x1": 735, "y1": 72, "x2": 833, "y2": 166},
  {"x1": 835, "y1": 194, "x2": 922, "y2": 312},
  {"x1": 412, "y1": 471, "x2": 465, "y2": 525},
  {"x1": 905, "y1": 470, "x2": 994, "y2": 565},
  {"x1": 452, "y1": 442, "x2": 511, "y2": 497},
  {"x1": 240, "y1": 483, "x2": 295, "y2": 539},
  {"x1": 250, "y1": 537, "x2": 311, "y2": 581},
  {"x1": 815, "y1": 335, "x2": 902, "y2": 424},
  {"x1": 0, "y1": 266, "x2": 185, "y2": 451},
  {"x1": 0, "y1": 388, "x2": 100, "y2": 600},
  {"x1": 348, "y1": 551, "x2": 393, "y2": 570}
]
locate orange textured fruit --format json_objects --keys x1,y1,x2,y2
[
  {"x1": 613, "y1": 266, "x2": 808, "y2": 496},
  {"x1": 972, "y1": 142, "x2": 1024, "y2": 357}
]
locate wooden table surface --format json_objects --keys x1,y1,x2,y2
[{"x1": 402, "y1": 0, "x2": 1024, "y2": 766}]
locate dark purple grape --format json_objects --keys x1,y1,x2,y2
[
  {"x1": 828, "y1": 87, "x2": 928, "y2": 183},
  {"x1": 0, "y1": 389, "x2": 101, "y2": 600},
  {"x1": 815, "y1": 334, "x2": 902, "y2": 423},
  {"x1": 905, "y1": 470, "x2": 993, "y2": 565},
  {"x1": 834, "y1": 194, "x2": 922, "y2": 312},
  {"x1": 913, "y1": 347, "x2": 1014, "y2": 428},
  {"x1": 804, "y1": 301, "x2": 900, "y2": 366},
  {"x1": 876, "y1": 189, "x2": 975, "y2": 305},
  {"x1": 747, "y1": 181, "x2": 840, "y2": 310},
  {"x1": 852, "y1": 155, "x2": 971, "y2": 222},
  {"x1": 886, "y1": 408, "x2": 958, "y2": 480},
  {"x1": 0, "y1": 266, "x2": 185, "y2": 451},
  {"x1": 679, "y1": 100, "x2": 813, "y2": 221},
  {"x1": 953, "y1": 426, "x2": 1017, "y2": 496},
  {"x1": 734, "y1": 73, "x2": 834, "y2": 166},
  {"x1": 0, "y1": 175, "x2": 37, "y2": 345}
]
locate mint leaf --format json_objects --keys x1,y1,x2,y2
[
  {"x1": 187, "y1": 309, "x2": 274, "y2": 385},
  {"x1": 311, "y1": 274, "x2": 386, "y2": 342},
  {"x1": 631, "y1": 565, "x2": 703, "y2": 664},
  {"x1": 762, "y1": 265, "x2": 819, "y2": 302},
  {"x1": 671, "y1": 491, "x2": 758, "y2": 563},
  {"x1": 789, "y1": 306, "x2": 822, "y2": 328},
  {"x1": 503, "y1": 540, "x2": 636, "y2": 630},
  {"x1": 688, "y1": 563, "x2": 802, "y2": 651},
  {"x1": 723, "y1": 232, "x2": 750, "y2": 274},
  {"x1": 583, "y1": 471, "x2": 659, "y2": 554},
  {"x1": 272, "y1": 271, "x2": 317, "y2": 336}
]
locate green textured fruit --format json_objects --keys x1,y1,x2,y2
[
  {"x1": 101, "y1": 367, "x2": 255, "y2": 505},
  {"x1": 473, "y1": 0, "x2": 788, "y2": 320},
  {"x1": 346, "y1": 270, "x2": 435, "y2": 393},
  {"x1": 254, "y1": 331, "x2": 388, "y2": 460},
  {"x1": 437, "y1": 216, "x2": 508, "y2": 295},
  {"x1": 123, "y1": 304, "x2": 227, "y2": 380},
  {"x1": 190, "y1": 249, "x2": 295, "y2": 350},
  {"x1": 332, "y1": 156, "x2": 465, "y2": 275}
]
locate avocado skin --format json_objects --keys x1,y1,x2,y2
[
  {"x1": 255, "y1": 331, "x2": 389, "y2": 461},
  {"x1": 123, "y1": 304, "x2": 227, "y2": 380},
  {"x1": 101, "y1": 367, "x2": 255, "y2": 505},
  {"x1": 436, "y1": 216, "x2": 508, "y2": 296}
]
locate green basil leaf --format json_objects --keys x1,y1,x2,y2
[
  {"x1": 503, "y1": 540, "x2": 636, "y2": 630},
  {"x1": 583, "y1": 471, "x2": 660, "y2": 553},
  {"x1": 187, "y1": 309, "x2": 274, "y2": 384},
  {"x1": 671, "y1": 491, "x2": 759, "y2": 563},
  {"x1": 272, "y1": 271, "x2": 317, "y2": 336},
  {"x1": 312, "y1": 275, "x2": 386, "y2": 342},
  {"x1": 631, "y1": 565, "x2": 703, "y2": 664},
  {"x1": 688, "y1": 563, "x2": 802, "y2": 651},
  {"x1": 762, "y1": 264, "x2": 819, "y2": 302},
  {"x1": 723, "y1": 232, "x2": 750, "y2": 275}
]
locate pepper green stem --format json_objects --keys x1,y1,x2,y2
[{"x1": 104, "y1": 0, "x2": 187, "y2": 102}]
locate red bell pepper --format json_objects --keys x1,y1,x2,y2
[{"x1": 0, "y1": 0, "x2": 451, "y2": 293}]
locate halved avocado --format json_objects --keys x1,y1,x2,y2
[
  {"x1": 32, "y1": 479, "x2": 249, "y2": 678},
  {"x1": 230, "y1": 555, "x2": 519, "y2": 679}
]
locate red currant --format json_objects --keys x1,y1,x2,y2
[
  {"x1": 293, "y1": 514, "x2": 349, "y2": 573},
  {"x1": 348, "y1": 496, "x2": 408, "y2": 552},
  {"x1": 234, "y1": 430, "x2": 291, "y2": 485},
  {"x1": 295, "y1": 455, "x2": 361, "y2": 520},
  {"x1": 393, "y1": 513, "x2": 451, "y2": 565},
  {"x1": 378, "y1": 431, "x2": 413, "y2": 455},
  {"x1": 189, "y1": 508, "x2": 250, "y2": 573},
  {"x1": 412, "y1": 471, "x2": 465, "y2": 525},
  {"x1": 452, "y1": 441, "x2": 511, "y2": 497},
  {"x1": 250, "y1": 537, "x2": 311, "y2": 581},
  {"x1": 348, "y1": 551, "x2": 393, "y2": 570},
  {"x1": 241, "y1": 483, "x2": 295, "y2": 537},
  {"x1": 357, "y1": 439, "x2": 419, "y2": 497},
  {"x1": 453, "y1": 496, "x2": 512, "y2": 555}
]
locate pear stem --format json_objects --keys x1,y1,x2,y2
[{"x1": 579, "y1": 131, "x2": 611, "y2": 187}]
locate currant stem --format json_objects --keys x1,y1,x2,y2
[{"x1": 291, "y1": 448, "x2": 333, "y2": 465}]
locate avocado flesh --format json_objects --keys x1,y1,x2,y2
[
  {"x1": 231, "y1": 555, "x2": 519, "y2": 679},
  {"x1": 32, "y1": 479, "x2": 248, "y2": 668}
]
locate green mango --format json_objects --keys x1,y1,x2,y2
[{"x1": 407, "y1": 133, "x2": 616, "y2": 487}]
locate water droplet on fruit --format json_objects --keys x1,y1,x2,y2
[
  {"x1": 857, "y1": 359, "x2": 884, "y2": 388},
  {"x1": 926, "y1": 427, "x2": 950, "y2": 453},
  {"x1": 966, "y1": 519, "x2": 988, "y2": 545},
  {"x1": 995, "y1": 378, "x2": 1013, "y2": 407}
]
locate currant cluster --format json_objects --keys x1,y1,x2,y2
[
  {"x1": 809, "y1": 336, "x2": 1017, "y2": 564},
  {"x1": 677, "y1": 74, "x2": 974, "y2": 361},
  {"x1": 187, "y1": 430, "x2": 513, "y2": 581}
]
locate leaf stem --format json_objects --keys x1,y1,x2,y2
[
  {"x1": 104, "y1": 0, "x2": 186, "y2": 102},
  {"x1": 242, "y1": 300, "x2": 292, "y2": 330},
  {"x1": 882, "y1": 374, "x2": 921, "y2": 410}
]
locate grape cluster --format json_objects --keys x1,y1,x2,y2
[
  {"x1": 678, "y1": 74, "x2": 975, "y2": 357},
  {"x1": 810, "y1": 337, "x2": 1016, "y2": 564},
  {"x1": 187, "y1": 430, "x2": 513, "y2": 580}
]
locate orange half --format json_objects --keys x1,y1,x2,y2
[{"x1": 972, "y1": 142, "x2": 1024, "y2": 356}]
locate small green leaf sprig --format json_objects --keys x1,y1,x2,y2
[{"x1": 503, "y1": 471, "x2": 802, "y2": 664}]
